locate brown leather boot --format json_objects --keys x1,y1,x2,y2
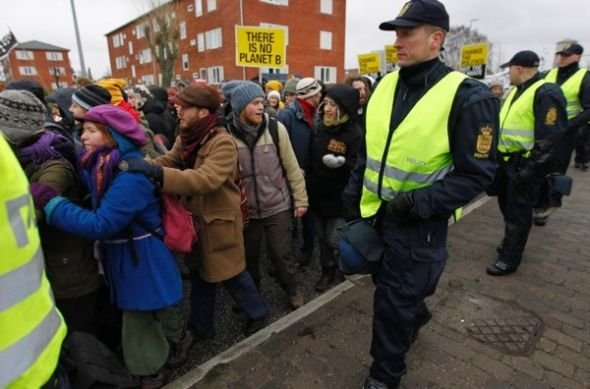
[{"x1": 315, "y1": 267, "x2": 336, "y2": 292}]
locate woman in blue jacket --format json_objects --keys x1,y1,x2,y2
[{"x1": 44, "y1": 104, "x2": 186, "y2": 386}]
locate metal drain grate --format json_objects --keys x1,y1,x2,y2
[{"x1": 466, "y1": 316, "x2": 543, "y2": 356}]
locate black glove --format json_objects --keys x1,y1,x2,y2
[
  {"x1": 386, "y1": 192, "x2": 415, "y2": 223},
  {"x1": 514, "y1": 164, "x2": 535, "y2": 192},
  {"x1": 119, "y1": 158, "x2": 164, "y2": 186}
]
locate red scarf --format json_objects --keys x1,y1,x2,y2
[
  {"x1": 180, "y1": 114, "x2": 219, "y2": 164},
  {"x1": 298, "y1": 98, "x2": 317, "y2": 129}
]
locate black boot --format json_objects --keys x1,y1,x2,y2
[{"x1": 315, "y1": 266, "x2": 336, "y2": 292}]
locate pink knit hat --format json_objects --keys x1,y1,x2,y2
[{"x1": 82, "y1": 104, "x2": 147, "y2": 146}]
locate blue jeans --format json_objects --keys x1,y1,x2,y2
[{"x1": 189, "y1": 270, "x2": 268, "y2": 337}]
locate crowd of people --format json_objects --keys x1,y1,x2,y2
[{"x1": 2, "y1": 0, "x2": 588, "y2": 387}]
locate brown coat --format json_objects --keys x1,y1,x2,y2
[{"x1": 154, "y1": 126, "x2": 245, "y2": 283}]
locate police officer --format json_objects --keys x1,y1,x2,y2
[
  {"x1": 0, "y1": 134, "x2": 67, "y2": 387},
  {"x1": 534, "y1": 43, "x2": 590, "y2": 225},
  {"x1": 487, "y1": 51, "x2": 567, "y2": 276},
  {"x1": 342, "y1": 1, "x2": 499, "y2": 387}
]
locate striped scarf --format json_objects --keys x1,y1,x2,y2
[{"x1": 79, "y1": 146, "x2": 121, "y2": 208}]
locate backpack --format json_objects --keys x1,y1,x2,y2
[
  {"x1": 61, "y1": 332, "x2": 137, "y2": 389},
  {"x1": 133, "y1": 192, "x2": 198, "y2": 255}
]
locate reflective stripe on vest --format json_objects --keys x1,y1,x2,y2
[
  {"x1": 545, "y1": 68, "x2": 586, "y2": 119},
  {"x1": 498, "y1": 79, "x2": 545, "y2": 154},
  {"x1": 0, "y1": 135, "x2": 66, "y2": 388},
  {"x1": 360, "y1": 71, "x2": 466, "y2": 218}
]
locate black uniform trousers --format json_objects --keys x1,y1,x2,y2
[
  {"x1": 370, "y1": 215, "x2": 447, "y2": 384},
  {"x1": 496, "y1": 160, "x2": 537, "y2": 268},
  {"x1": 574, "y1": 124, "x2": 590, "y2": 164}
]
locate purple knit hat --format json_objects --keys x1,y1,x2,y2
[{"x1": 81, "y1": 104, "x2": 147, "y2": 146}]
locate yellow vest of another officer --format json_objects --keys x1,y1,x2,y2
[
  {"x1": 499, "y1": 79, "x2": 545, "y2": 154},
  {"x1": 360, "y1": 71, "x2": 467, "y2": 218},
  {"x1": 545, "y1": 68, "x2": 586, "y2": 119},
  {"x1": 0, "y1": 135, "x2": 66, "y2": 388}
]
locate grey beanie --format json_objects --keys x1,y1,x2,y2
[
  {"x1": 231, "y1": 81, "x2": 265, "y2": 114},
  {"x1": 283, "y1": 77, "x2": 300, "y2": 94},
  {"x1": 0, "y1": 89, "x2": 47, "y2": 145},
  {"x1": 221, "y1": 80, "x2": 246, "y2": 100}
]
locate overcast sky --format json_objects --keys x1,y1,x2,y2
[{"x1": 2, "y1": 0, "x2": 588, "y2": 79}]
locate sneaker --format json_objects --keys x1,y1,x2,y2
[
  {"x1": 167, "y1": 330, "x2": 194, "y2": 368},
  {"x1": 289, "y1": 290, "x2": 304, "y2": 309},
  {"x1": 486, "y1": 260, "x2": 517, "y2": 276},
  {"x1": 362, "y1": 375, "x2": 400, "y2": 389}
]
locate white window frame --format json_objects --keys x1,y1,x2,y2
[
  {"x1": 131, "y1": 65, "x2": 136, "y2": 78},
  {"x1": 205, "y1": 28, "x2": 222, "y2": 50},
  {"x1": 320, "y1": 0, "x2": 333, "y2": 14},
  {"x1": 197, "y1": 33, "x2": 205, "y2": 52},
  {"x1": 206, "y1": 0, "x2": 217, "y2": 12},
  {"x1": 182, "y1": 53, "x2": 189, "y2": 71},
  {"x1": 139, "y1": 48, "x2": 152, "y2": 64},
  {"x1": 260, "y1": 0, "x2": 288, "y2": 5},
  {"x1": 320, "y1": 31, "x2": 332, "y2": 50},
  {"x1": 314, "y1": 65, "x2": 336, "y2": 84},
  {"x1": 49, "y1": 66, "x2": 66, "y2": 76},
  {"x1": 18, "y1": 66, "x2": 37, "y2": 75},
  {"x1": 15, "y1": 50, "x2": 34, "y2": 60},
  {"x1": 199, "y1": 68, "x2": 207, "y2": 80},
  {"x1": 195, "y1": 0, "x2": 203, "y2": 16},
  {"x1": 259, "y1": 23, "x2": 289, "y2": 45},
  {"x1": 115, "y1": 56, "x2": 126, "y2": 69},
  {"x1": 112, "y1": 33, "x2": 124, "y2": 48},
  {"x1": 136, "y1": 22, "x2": 146, "y2": 38},
  {"x1": 141, "y1": 74, "x2": 155, "y2": 85},
  {"x1": 46, "y1": 51, "x2": 64, "y2": 61},
  {"x1": 128, "y1": 41, "x2": 134, "y2": 55},
  {"x1": 207, "y1": 66, "x2": 224, "y2": 84},
  {"x1": 179, "y1": 21, "x2": 187, "y2": 40}
]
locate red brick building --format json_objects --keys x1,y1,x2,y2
[
  {"x1": 1, "y1": 41, "x2": 73, "y2": 91},
  {"x1": 105, "y1": 0, "x2": 345, "y2": 86}
]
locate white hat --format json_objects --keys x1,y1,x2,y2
[{"x1": 296, "y1": 78, "x2": 322, "y2": 99}]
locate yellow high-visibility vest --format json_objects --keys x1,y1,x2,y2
[
  {"x1": 499, "y1": 79, "x2": 545, "y2": 154},
  {"x1": 0, "y1": 135, "x2": 66, "y2": 388},
  {"x1": 361, "y1": 71, "x2": 466, "y2": 218},
  {"x1": 545, "y1": 68, "x2": 587, "y2": 119}
]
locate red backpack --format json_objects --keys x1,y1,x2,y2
[{"x1": 133, "y1": 192, "x2": 198, "y2": 255}]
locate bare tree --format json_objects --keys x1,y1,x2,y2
[
  {"x1": 139, "y1": 0, "x2": 180, "y2": 87},
  {"x1": 443, "y1": 26, "x2": 495, "y2": 72}
]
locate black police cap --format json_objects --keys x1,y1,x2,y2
[
  {"x1": 556, "y1": 43, "x2": 584, "y2": 56},
  {"x1": 500, "y1": 50, "x2": 540, "y2": 69},
  {"x1": 379, "y1": 0, "x2": 450, "y2": 32}
]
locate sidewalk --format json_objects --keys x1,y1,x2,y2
[{"x1": 168, "y1": 166, "x2": 590, "y2": 389}]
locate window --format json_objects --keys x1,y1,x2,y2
[
  {"x1": 315, "y1": 65, "x2": 336, "y2": 83},
  {"x1": 128, "y1": 41, "x2": 134, "y2": 55},
  {"x1": 187, "y1": 3, "x2": 194, "y2": 12},
  {"x1": 197, "y1": 33, "x2": 205, "y2": 52},
  {"x1": 136, "y1": 22, "x2": 146, "y2": 38},
  {"x1": 206, "y1": 0, "x2": 217, "y2": 12},
  {"x1": 320, "y1": 31, "x2": 332, "y2": 50},
  {"x1": 260, "y1": 23, "x2": 289, "y2": 45},
  {"x1": 131, "y1": 65, "x2": 136, "y2": 78},
  {"x1": 199, "y1": 68, "x2": 207, "y2": 80},
  {"x1": 152, "y1": 19, "x2": 161, "y2": 33},
  {"x1": 18, "y1": 66, "x2": 37, "y2": 75},
  {"x1": 112, "y1": 33, "x2": 124, "y2": 48},
  {"x1": 115, "y1": 56, "x2": 126, "y2": 69},
  {"x1": 179, "y1": 21, "x2": 187, "y2": 40},
  {"x1": 207, "y1": 66, "x2": 224, "y2": 84},
  {"x1": 260, "y1": 0, "x2": 288, "y2": 5},
  {"x1": 15, "y1": 50, "x2": 33, "y2": 60},
  {"x1": 320, "y1": 0, "x2": 333, "y2": 14},
  {"x1": 141, "y1": 74, "x2": 155, "y2": 85},
  {"x1": 46, "y1": 51, "x2": 64, "y2": 61},
  {"x1": 205, "y1": 28, "x2": 222, "y2": 50},
  {"x1": 195, "y1": 0, "x2": 203, "y2": 16},
  {"x1": 182, "y1": 53, "x2": 189, "y2": 71},
  {"x1": 51, "y1": 82, "x2": 67, "y2": 90},
  {"x1": 139, "y1": 48, "x2": 152, "y2": 64},
  {"x1": 49, "y1": 67, "x2": 66, "y2": 76}
]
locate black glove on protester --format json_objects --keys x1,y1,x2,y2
[
  {"x1": 119, "y1": 158, "x2": 164, "y2": 186},
  {"x1": 386, "y1": 191, "x2": 415, "y2": 223}
]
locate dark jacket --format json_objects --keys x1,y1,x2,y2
[
  {"x1": 309, "y1": 118, "x2": 363, "y2": 218},
  {"x1": 141, "y1": 99, "x2": 174, "y2": 140},
  {"x1": 277, "y1": 101, "x2": 314, "y2": 172},
  {"x1": 344, "y1": 58, "x2": 500, "y2": 220}
]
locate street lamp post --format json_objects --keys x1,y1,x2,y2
[{"x1": 70, "y1": 0, "x2": 87, "y2": 78}]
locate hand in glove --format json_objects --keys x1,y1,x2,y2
[
  {"x1": 119, "y1": 158, "x2": 164, "y2": 186},
  {"x1": 386, "y1": 192, "x2": 415, "y2": 223},
  {"x1": 514, "y1": 165, "x2": 535, "y2": 192},
  {"x1": 322, "y1": 154, "x2": 346, "y2": 169},
  {"x1": 30, "y1": 182, "x2": 61, "y2": 210}
]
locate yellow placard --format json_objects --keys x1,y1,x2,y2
[
  {"x1": 385, "y1": 45, "x2": 398, "y2": 64},
  {"x1": 357, "y1": 53, "x2": 381, "y2": 74},
  {"x1": 460, "y1": 43, "x2": 489, "y2": 67},
  {"x1": 235, "y1": 26, "x2": 286, "y2": 68}
]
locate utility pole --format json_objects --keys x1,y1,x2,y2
[{"x1": 70, "y1": 0, "x2": 87, "y2": 78}]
